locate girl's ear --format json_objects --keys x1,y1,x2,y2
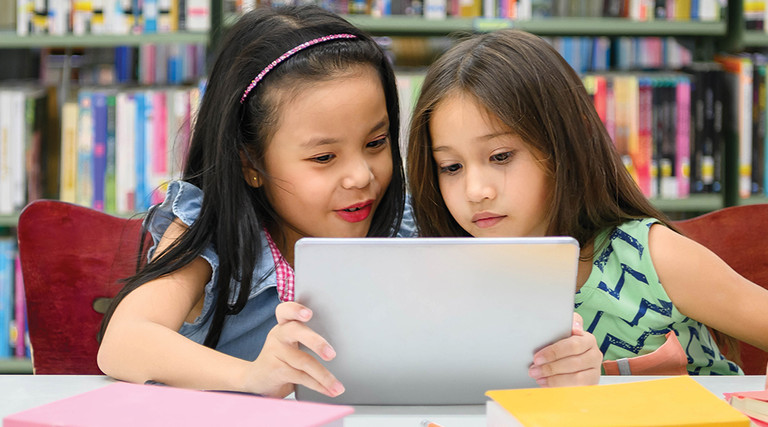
[
  {"x1": 246, "y1": 171, "x2": 263, "y2": 188},
  {"x1": 240, "y1": 151, "x2": 263, "y2": 188}
]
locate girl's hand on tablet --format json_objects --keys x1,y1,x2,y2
[
  {"x1": 527, "y1": 313, "x2": 602, "y2": 387},
  {"x1": 244, "y1": 302, "x2": 345, "y2": 398}
]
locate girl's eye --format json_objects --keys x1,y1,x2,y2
[
  {"x1": 439, "y1": 163, "x2": 462, "y2": 175},
  {"x1": 311, "y1": 154, "x2": 335, "y2": 163},
  {"x1": 491, "y1": 151, "x2": 515, "y2": 163},
  {"x1": 366, "y1": 137, "x2": 388, "y2": 149}
]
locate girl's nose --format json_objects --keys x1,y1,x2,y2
[
  {"x1": 465, "y1": 168, "x2": 495, "y2": 203},
  {"x1": 341, "y1": 158, "x2": 374, "y2": 189}
]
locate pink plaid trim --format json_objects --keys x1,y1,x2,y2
[{"x1": 264, "y1": 229, "x2": 295, "y2": 302}]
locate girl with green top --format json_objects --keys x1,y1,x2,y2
[{"x1": 407, "y1": 29, "x2": 768, "y2": 379}]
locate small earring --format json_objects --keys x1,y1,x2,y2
[{"x1": 253, "y1": 176, "x2": 258, "y2": 181}]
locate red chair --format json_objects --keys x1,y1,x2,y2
[
  {"x1": 17, "y1": 200, "x2": 148, "y2": 374},
  {"x1": 673, "y1": 204, "x2": 768, "y2": 375}
]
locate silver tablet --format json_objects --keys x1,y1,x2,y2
[{"x1": 293, "y1": 236, "x2": 579, "y2": 405}]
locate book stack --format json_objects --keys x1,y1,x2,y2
[
  {"x1": 725, "y1": 389, "x2": 768, "y2": 427},
  {"x1": 486, "y1": 376, "x2": 750, "y2": 426}
]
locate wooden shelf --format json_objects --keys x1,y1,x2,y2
[
  {"x1": 0, "y1": 215, "x2": 19, "y2": 228},
  {"x1": 0, "y1": 32, "x2": 208, "y2": 48},
  {"x1": 742, "y1": 30, "x2": 768, "y2": 46},
  {"x1": 736, "y1": 195, "x2": 768, "y2": 206},
  {"x1": 0, "y1": 358, "x2": 33, "y2": 374},
  {"x1": 344, "y1": 16, "x2": 727, "y2": 36},
  {"x1": 649, "y1": 194, "x2": 724, "y2": 212}
]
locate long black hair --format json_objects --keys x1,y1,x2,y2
[{"x1": 99, "y1": 5, "x2": 405, "y2": 348}]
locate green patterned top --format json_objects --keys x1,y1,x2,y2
[{"x1": 574, "y1": 218, "x2": 742, "y2": 375}]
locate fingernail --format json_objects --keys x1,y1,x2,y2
[
  {"x1": 299, "y1": 309, "x2": 311, "y2": 320},
  {"x1": 536, "y1": 378, "x2": 548, "y2": 387},
  {"x1": 323, "y1": 345, "x2": 336, "y2": 360},
  {"x1": 331, "y1": 381, "x2": 345, "y2": 396},
  {"x1": 533, "y1": 355, "x2": 545, "y2": 365},
  {"x1": 574, "y1": 320, "x2": 583, "y2": 330},
  {"x1": 528, "y1": 365, "x2": 542, "y2": 379}
]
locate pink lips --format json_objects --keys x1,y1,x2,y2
[
  {"x1": 472, "y1": 212, "x2": 506, "y2": 228},
  {"x1": 336, "y1": 200, "x2": 373, "y2": 223}
]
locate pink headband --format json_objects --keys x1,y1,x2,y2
[{"x1": 240, "y1": 33, "x2": 358, "y2": 104}]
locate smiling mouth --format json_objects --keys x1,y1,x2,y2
[{"x1": 336, "y1": 201, "x2": 374, "y2": 223}]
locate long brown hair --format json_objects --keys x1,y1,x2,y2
[
  {"x1": 406, "y1": 29, "x2": 741, "y2": 364},
  {"x1": 407, "y1": 29, "x2": 670, "y2": 245}
]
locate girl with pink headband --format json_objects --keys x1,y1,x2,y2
[{"x1": 97, "y1": 5, "x2": 411, "y2": 397}]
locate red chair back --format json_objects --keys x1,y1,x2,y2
[
  {"x1": 673, "y1": 204, "x2": 768, "y2": 375},
  {"x1": 17, "y1": 200, "x2": 147, "y2": 374}
]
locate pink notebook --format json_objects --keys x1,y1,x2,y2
[{"x1": 4, "y1": 382, "x2": 353, "y2": 427}]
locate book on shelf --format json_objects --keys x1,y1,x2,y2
[
  {"x1": 752, "y1": 55, "x2": 768, "y2": 196},
  {"x1": 13, "y1": 256, "x2": 28, "y2": 359},
  {"x1": 715, "y1": 53, "x2": 755, "y2": 199},
  {"x1": 60, "y1": 101, "x2": 79, "y2": 204},
  {"x1": 676, "y1": 75, "x2": 692, "y2": 198},
  {"x1": 0, "y1": 86, "x2": 48, "y2": 215},
  {"x1": 684, "y1": 62, "x2": 726, "y2": 194},
  {"x1": 725, "y1": 389, "x2": 768, "y2": 427},
  {"x1": 76, "y1": 89, "x2": 95, "y2": 209},
  {"x1": 486, "y1": 376, "x2": 750, "y2": 427},
  {"x1": 0, "y1": 239, "x2": 14, "y2": 358},
  {"x1": 3, "y1": 381, "x2": 354, "y2": 427}
]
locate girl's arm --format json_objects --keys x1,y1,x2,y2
[
  {"x1": 97, "y1": 220, "x2": 343, "y2": 397},
  {"x1": 650, "y1": 223, "x2": 768, "y2": 351}
]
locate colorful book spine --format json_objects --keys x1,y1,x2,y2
[
  {"x1": 0, "y1": 239, "x2": 13, "y2": 358},
  {"x1": 676, "y1": 76, "x2": 691, "y2": 198},
  {"x1": 9, "y1": 91, "x2": 25, "y2": 212},
  {"x1": 59, "y1": 101, "x2": 79, "y2": 204},
  {"x1": 134, "y1": 91, "x2": 147, "y2": 212},
  {"x1": 739, "y1": 57, "x2": 755, "y2": 199},
  {"x1": 143, "y1": 0, "x2": 158, "y2": 32},
  {"x1": 151, "y1": 90, "x2": 168, "y2": 206},
  {"x1": 76, "y1": 90, "x2": 95, "y2": 208},
  {"x1": 636, "y1": 76, "x2": 653, "y2": 197},
  {"x1": 752, "y1": 61, "x2": 766, "y2": 195},
  {"x1": 91, "y1": 91, "x2": 108, "y2": 211},
  {"x1": 105, "y1": 93, "x2": 118, "y2": 213},
  {"x1": 0, "y1": 91, "x2": 14, "y2": 214},
  {"x1": 115, "y1": 92, "x2": 136, "y2": 213},
  {"x1": 14, "y1": 257, "x2": 26, "y2": 358}
]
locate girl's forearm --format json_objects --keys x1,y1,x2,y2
[{"x1": 97, "y1": 320, "x2": 251, "y2": 392}]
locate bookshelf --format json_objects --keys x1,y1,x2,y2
[
  {"x1": 0, "y1": 1, "x2": 215, "y2": 373},
  {"x1": 3, "y1": 0, "x2": 767, "y2": 373},
  {"x1": 0, "y1": 33, "x2": 209, "y2": 48}
]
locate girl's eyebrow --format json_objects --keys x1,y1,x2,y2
[
  {"x1": 301, "y1": 118, "x2": 389, "y2": 149},
  {"x1": 432, "y1": 131, "x2": 514, "y2": 152},
  {"x1": 480, "y1": 131, "x2": 514, "y2": 140},
  {"x1": 369, "y1": 118, "x2": 390, "y2": 134}
]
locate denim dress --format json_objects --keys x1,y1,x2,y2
[{"x1": 145, "y1": 180, "x2": 417, "y2": 361}]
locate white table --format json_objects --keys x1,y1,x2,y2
[{"x1": 1, "y1": 375, "x2": 765, "y2": 427}]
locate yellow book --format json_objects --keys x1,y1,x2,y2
[
  {"x1": 59, "y1": 101, "x2": 78, "y2": 204},
  {"x1": 485, "y1": 376, "x2": 750, "y2": 427}
]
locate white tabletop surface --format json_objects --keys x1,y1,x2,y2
[{"x1": 0, "y1": 374, "x2": 765, "y2": 427}]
